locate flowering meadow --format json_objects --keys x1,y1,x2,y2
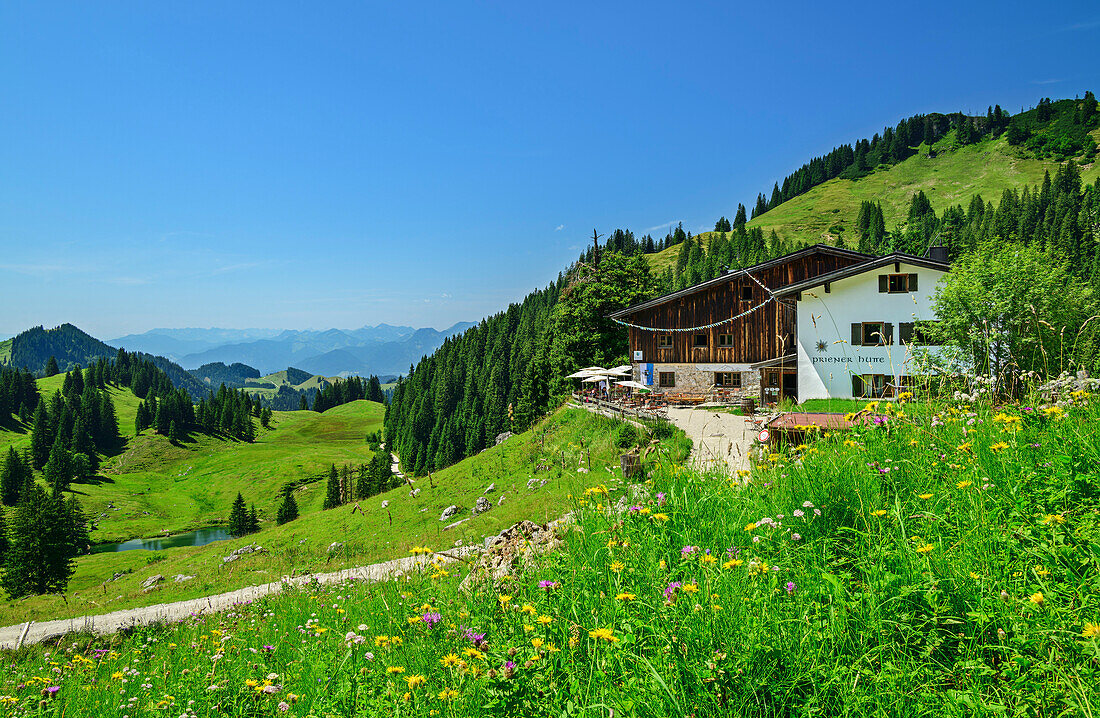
[{"x1": 2, "y1": 391, "x2": 1099, "y2": 716}]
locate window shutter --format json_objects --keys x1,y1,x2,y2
[
  {"x1": 908, "y1": 273, "x2": 918, "y2": 292},
  {"x1": 884, "y1": 323, "x2": 894, "y2": 345},
  {"x1": 851, "y1": 323, "x2": 861, "y2": 346},
  {"x1": 899, "y1": 322, "x2": 914, "y2": 344},
  {"x1": 851, "y1": 375, "x2": 863, "y2": 398},
  {"x1": 878, "y1": 275, "x2": 888, "y2": 293}
]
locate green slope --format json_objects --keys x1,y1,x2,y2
[
  {"x1": 0, "y1": 404, "x2": 688, "y2": 625},
  {"x1": 645, "y1": 129, "x2": 1100, "y2": 273}
]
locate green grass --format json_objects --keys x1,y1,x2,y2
[
  {"x1": 4, "y1": 391, "x2": 1097, "y2": 715},
  {"x1": 0, "y1": 405, "x2": 685, "y2": 626},
  {"x1": 238, "y1": 370, "x2": 336, "y2": 399},
  {"x1": 645, "y1": 131, "x2": 1100, "y2": 273},
  {"x1": 0, "y1": 338, "x2": 11, "y2": 365}
]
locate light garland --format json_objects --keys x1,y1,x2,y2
[{"x1": 611, "y1": 270, "x2": 779, "y2": 333}]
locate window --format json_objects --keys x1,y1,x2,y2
[
  {"x1": 658, "y1": 334, "x2": 673, "y2": 348},
  {"x1": 659, "y1": 371, "x2": 676, "y2": 388},
  {"x1": 715, "y1": 371, "x2": 741, "y2": 388},
  {"x1": 693, "y1": 333, "x2": 708, "y2": 348},
  {"x1": 879, "y1": 273, "x2": 919, "y2": 293},
  {"x1": 852, "y1": 322, "x2": 893, "y2": 346},
  {"x1": 852, "y1": 374, "x2": 890, "y2": 398},
  {"x1": 718, "y1": 333, "x2": 733, "y2": 348},
  {"x1": 740, "y1": 285, "x2": 753, "y2": 301},
  {"x1": 900, "y1": 320, "x2": 939, "y2": 345}
]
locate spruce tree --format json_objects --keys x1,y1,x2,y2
[
  {"x1": 0, "y1": 505, "x2": 7, "y2": 563},
  {"x1": 227, "y1": 493, "x2": 248, "y2": 537},
  {"x1": 2, "y1": 483, "x2": 76, "y2": 598},
  {"x1": 247, "y1": 504, "x2": 260, "y2": 534},
  {"x1": 65, "y1": 496, "x2": 90, "y2": 555},
  {"x1": 135, "y1": 401, "x2": 149, "y2": 434},
  {"x1": 1, "y1": 446, "x2": 28, "y2": 506},
  {"x1": 43, "y1": 435, "x2": 72, "y2": 493},
  {"x1": 298, "y1": 394, "x2": 309, "y2": 411},
  {"x1": 43, "y1": 356, "x2": 60, "y2": 377},
  {"x1": 276, "y1": 492, "x2": 299, "y2": 525},
  {"x1": 30, "y1": 402, "x2": 52, "y2": 470},
  {"x1": 323, "y1": 464, "x2": 341, "y2": 509}
]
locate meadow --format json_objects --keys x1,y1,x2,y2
[
  {"x1": 644, "y1": 129, "x2": 1100, "y2": 274},
  {"x1": 2, "y1": 387, "x2": 1096, "y2": 716},
  {"x1": 0, "y1": 404, "x2": 684, "y2": 626}
]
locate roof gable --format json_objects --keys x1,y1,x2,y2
[
  {"x1": 610, "y1": 244, "x2": 873, "y2": 319},
  {"x1": 771, "y1": 253, "x2": 950, "y2": 297}
]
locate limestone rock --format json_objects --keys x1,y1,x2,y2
[
  {"x1": 444, "y1": 518, "x2": 469, "y2": 531},
  {"x1": 440, "y1": 505, "x2": 461, "y2": 521},
  {"x1": 494, "y1": 431, "x2": 514, "y2": 446},
  {"x1": 328, "y1": 542, "x2": 345, "y2": 553},
  {"x1": 483, "y1": 483, "x2": 496, "y2": 494},
  {"x1": 460, "y1": 519, "x2": 565, "y2": 592},
  {"x1": 173, "y1": 574, "x2": 195, "y2": 583},
  {"x1": 472, "y1": 496, "x2": 492, "y2": 515},
  {"x1": 222, "y1": 543, "x2": 266, "y2": 564},
  {"x1": 140, "y1": 574, "x2": 164, "y2": 591}
]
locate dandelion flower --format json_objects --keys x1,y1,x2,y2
[
  {"x1": 615, "y1": 592, "x2": 635, "y2": 601},
  {"x1": 588, "y1": 627, "x2": 618, "y2": 643},
  {"x1": 744, "y1": 522, "x2": 757, "y2": 532},
  {"x1": 956, "y1": 480, "x2": 972, "y2": 489},
  {"x1": 650, "y1": 513, "x2": 669, "y2": 523},
  {"x1": 536, "y1": 614, "x2": 552, "y2": 626},
  {"x1": 387, "y1": 666, "x2": 405, "y2": 674},
  {"x1": 682, "y1": 583, "x2": 700, "y2": 594},
  {"x1": 722, "y1": 559, "x2": 743, "y2": 569},
  {"x1": 1040, "y1": 514, "x2": 1065, "y2": 525},
  {"x1": 405, "y1": 674, "x2": 427, "y2": 690},
  {"x1": 610, "y1": 561, "x2": 625, "y2": 573},
  {"x1": 915, "y1": 543, "x2": 934, "y2": 554},
  {"x1": 918, "y1": 493, "x2": 933, "y2": 500},
  {"x1": 1082, "y1": 623, "x2": 1100, "y2": 639},
  {"x1": 439, "y1": 654, "x2": 460, "y2": 668},
  {"x1": 871, "y1": 510, "x2": 887, "y2": 517},
  {"x1": 1029, "y1": 592, "x2": 1044, "y2": 606}
]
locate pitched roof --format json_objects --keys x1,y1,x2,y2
[
  {"x1": 609, "y1": 244, "x2": 873, "y2": 319},
  {"x1": 770, "y1": 253, "x2": 951, "y2": 297}
]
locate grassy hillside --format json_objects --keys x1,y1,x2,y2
[
  {"x1": 238, "y1": 368, "x2": 334, "y2": 399},
  {"x1": 5, "y1": 392, "x2": 1097, "y2": 715},
  {"x1": 0, "y1": 404, "x2": 687, "y2": 626},
  {"x1": 645, "y1": 130, "x2": 1100, "y2": 273}
]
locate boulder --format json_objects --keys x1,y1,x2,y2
[
  {"x1": 460, "y1": 519, "x2": 565, "y2": 591},
  {"x1": 494, "y1": 431, "x2": 514, "y2": 446},
  {"x1": 409, "y1": 488, "x2": 421, "y2": 499},
  {"x1": 141, "y1": 574, "x2": 164, "y2": 591},
  {"x1": 483, "y1": 483, "x2": 496, "y2": 494},
  {"x1": 328, "y1": 542, "x2": 345, "y2": 553},
  {"x1": 440, "y1": 505, "x2": 461, "y2": 521},
  {"x1": 444, "y1": 518, "x2": 470, "y2": 531},
  {"x1": 222, "y1": 543, "x2": 267, "y2": 564},
  {"x1": 473, "y1": 496, "x2": 492, "y2": 515},
  {"x1": 173, "y1": 574, "x2": 195, "y2": 583}
]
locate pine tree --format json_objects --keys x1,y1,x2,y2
[
  {"x1": 733, "y1": 203, "x2": 747, "y2": 230},
  {"x1": 247, "y1": 504, "x2": 260, "y2": 534},
  {"x1": 323, "y1": 464, "x2": 341, "y2": 509},
  {"x1": 168, "y1": 420, "x2": 181, "y2": 443},
  {"x1": 65, "y1": 496, "x2": 90, "y2": 555},
  {"x1": 227, "y1": 493, "x2": 249, "y2": 537},
  {"x1": 0, "y1": 505, "x2": 7, "y2": 563},
  {"x1": 43, "y1": 356, "x2": 60, "y2": 378},
  {"x1": 276, "y1": 492, "x2": 299, "y2": 525},
  {"x1": 298, "y1": 394, "x2": 309, "y2": 411},
  {"x1": 2, "y1": 483, "x2": 76, "y2": 598}
]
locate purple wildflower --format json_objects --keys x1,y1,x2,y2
[
  {"x1": 681, "y1": 545, "x2": 698, "y2": 557},
  {"x1": 421, "y1": 612, "x2": 442, "y2": 628},
  {"x1": 656, "y1": 492, "x2": 667, "y2": 506},
  {"x1": 538, "y1": 580, "x2": 559, "y2": 590},
  {"x1": 664, "y1": 581, "x2": 682, "y2": 600},
  {"x1": 786, "y1": 581, "x2": 796, "y2": 595},
  {"x1": 262, "y1": 645, "x2": 275, "y2": 652},
  {"x1": 463, "y1": 628, "x2": 487, "y2": 645},
  {"x1": 791, "y1": 533, "x2": 801, "y2": 541}
]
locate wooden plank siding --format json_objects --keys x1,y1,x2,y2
[{"x1": 624, "y1": 251, "x2": 867, "y2": 364}]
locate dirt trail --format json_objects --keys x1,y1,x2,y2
[
  {"x1": 0, "y1": 547, "x2": 479, "y2": 650},
  {"x1": 665, "y1": 408, "x2": 755, "y2": 473}
]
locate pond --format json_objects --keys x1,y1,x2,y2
[{"x1": 91, "y1": 526, "x2": 233, "y2": 554}]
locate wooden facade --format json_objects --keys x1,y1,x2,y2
[{"x1": 616, "y1": 246, "x2": 871, "y2": 364}]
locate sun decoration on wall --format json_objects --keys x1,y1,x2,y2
[{"x1": 815, "y1": 340, "x2": 828, "y2": 353}]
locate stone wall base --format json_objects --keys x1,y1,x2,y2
[{"x1": 634, "y1": 362, "x2": 761, "y2": 397}]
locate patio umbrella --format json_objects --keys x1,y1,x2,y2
[
  {"x1": 606, "y1": 365, "x2": 632, "y2": 375},
  {"x1": 564, "y1": 370, "x2": 593, "y2": 379},
  {"x1": 582, "y1": 375, "x2": 612, "y2": 383},
  {"x1": 580, "y1": 366, "x2": 607, "y2": 373},
  {"x1": 616, "y1": 380, "x2": 651, "y2": 392}
]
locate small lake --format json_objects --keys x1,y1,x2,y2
[{"x1": 91, "y1": 527, "x2": 233, "y2": 554}]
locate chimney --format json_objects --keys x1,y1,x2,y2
[{"x1": 925, "y1": 245, "x2": 948, "y2": 264}]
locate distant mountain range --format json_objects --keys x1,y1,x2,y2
[{"x1": 110, "y1": 323, "x2": 476, "y2": 376}]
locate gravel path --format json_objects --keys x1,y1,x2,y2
[
  {"x1": 0, "y1": 547, "x2": 479, "y2": 650},
  {"x1": 665, "y1": 408, "x2": 756, "y2": 473}
]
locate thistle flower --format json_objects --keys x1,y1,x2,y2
[
  {"x1": 785, "y1": 581, "x2": 796, "y2": 595},
  {"x1": 538, "y1": 580, "x2": 559, "y2": 590}
]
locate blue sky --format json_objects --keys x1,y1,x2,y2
[{"x1": 2, "y1": 1, "x2": 1098, "y2": 339}]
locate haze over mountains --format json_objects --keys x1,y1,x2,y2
[{"x1": 109, "y1": 323, "x2": 475, "y2": 377}]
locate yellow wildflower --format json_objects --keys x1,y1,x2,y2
[
  {"x1": 700, "y1": 553, "x2": 717, "y2": 564},
  {"x1": 610, "y1": 561, "x2": 625, "y2": 573},
  {"x1": 918, "y1": 493, "x2": 933, "y2": 500},
  {"x1": 682, "y1": 583, "x2": 700, "y2": 594},
  {"x1": 439, "y1": 654, "x2": 460, "y2": 668},
  {"x1": 723, "y1": 558, "x2": 743, "y2": 569},
  {"x1": 520, "y1": 604, "x2": 536, "y2": 615},
  {"x1": 531, "y1": 638, "x2": 544, "y2": 649},
  {"x1": 956, "y1": 480, "x2": 973, "y2": 489},
  {"x1": 1041, "y1": 514, "x2": 1066, "y2": 525},
  {"x1": 588, "y1": 627, "x2": 618, "y2": 643},
  {"x1": 915, "y1": 543, "x2": 934, "y2": 554},
  {"x1": 1029, "y1": 592, "x2": 1044, "y2": 606},
  {"x1": 744, "y1": 522, "x2": 757, "y2": 532},
  {"x1": 871, "y1": 509, "x2": 888, "y2": 517},
  {"x1": 1082, "y1": 623, "x2": 1100, "y2": 638},
  {"x1": 387, "y1": 666, "x2": 406, "y2": 674},
  {"x1": 536, "y1": 614, "x2": 552, "y2": 626},
  {"x1": 990, "y1": 442, "x2": 1009, "y2": 452},
  {"x1": 405, "y1": 674, "x2": 427, "y2": 690},
  {"x1": 650, "y1": 513, "x2": 669, "y2": 523},
  {"x1": 615, "y1": 592, "x2": 635, "y2": 601}
]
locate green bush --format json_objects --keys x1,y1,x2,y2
[{"x1": 614, "y1": 424, "x2": 638, "y2": 448}]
